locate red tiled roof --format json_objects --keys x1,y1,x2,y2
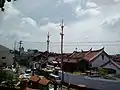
[
  {"x1": 38, "y1": 77, "x2": 50, "y2": 85},
  {"x1": 84, "y1": 51, "x2": 100, "y2": 62},
  {"x1": 30, "y1": 76, "x2": 51, "y2": 85},
  {"x1": 54, "y1": 48, "x2": 104, "y2": 63},
  {"x1": 29, "y1": 76, "x2": 40, "y2": 82},
  {"x1": 83, "y1": 48, "x2": 104, "y2": 62},
  {"x1": 69, "y1": 52, "x2": 85, "y2": 59}
]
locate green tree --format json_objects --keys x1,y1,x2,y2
[
  {"x1": 0, "y1": 70, "x2": 19, "y2": 83},
  {"x1": 98, "y1": 68, "x2": 108, "y2": 76}
]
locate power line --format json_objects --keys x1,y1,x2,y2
[
  {"x1": 18, "y1": 41, "x2": 120, "y2": 47},
  {"x1": 21, "y1": 40, "x2": 120, "y2": 44},
  {"x1": 51, "y1": 44, "x2": 120, "y2": 46}
]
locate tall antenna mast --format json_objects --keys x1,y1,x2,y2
[
  {"x1": 19, "y1": 40, "x2": 23, "y2": 60},
  {"x1": 47, "y1": 32, "x2": 50, "y2": 52},
  {"x1": 13, "y1": 40, "x2": 17, "y2": 68},
  {"x1": 60, "y1": 19, "x2": 64, "y2": 90}
]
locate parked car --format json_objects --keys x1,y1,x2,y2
[
  {"x1": 25, "y1": 69, "x2": 31, "y2": 74},
  {"x1": 49, "y1": 73, "x2": 60, "y2": 81}
]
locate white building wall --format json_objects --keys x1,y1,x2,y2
[
  {"x1": 91, "y1": 52, "x2": 110, "y2": 67},
  {"x1": 0, "y1": 51, "x2": 13, "y2": 66}
]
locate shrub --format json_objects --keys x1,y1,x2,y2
[
  {"x1": 0, "y1": 70, "x2": 19, "y2": 83},
  {"x1": 98, "y1": 68, "x2": 108, "y2": 76}
]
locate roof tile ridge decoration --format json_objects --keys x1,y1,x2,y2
[
  {"x1": 71, "y1": 52, "x2": 84, "y2": 59},
  {"x1": 34, "y1": 53, "x2": 47, "y2": 58},
  {"x1": 69, "y1": 51, "x2": 76, "y2": 58},
  {"x1": 92, "y1": 47, "x2": 104, "y2": 52},
  {"x1": 84, "y1": 48, "x2": 92, "y2": 56},
  {"x1": 68, "y1": 52, "x2": 75, "y2": 58},
  {"x1": 110, "y1": 59, "x2": 120, "y2": 69},
  {"x1": 81, "y1": 49, "x2": 89, "y2": 53},
  {"x1": 88, "y1": 47, "x2": 104, "y2": 62}
]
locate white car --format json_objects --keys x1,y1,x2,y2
[
  {"x1": 24, "y1": 73, "x2": 30, "y2": 79},
  {"x1": 25, "y1": 69, "x2": 31, "y2": 74}
]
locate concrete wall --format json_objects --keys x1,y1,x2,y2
[
  {"x1": 91, "y1": 52, "x2": 110, "y2": 67},
  {"x1": 58, "y1": 72, "x2": 120, "y2": 90},
  {"x1": 0, "y1": 46, "x2": 13, "y2": 66}
]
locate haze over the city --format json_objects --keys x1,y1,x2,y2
[{"x1": 0, "y1": 0, "x2": 120, "y2": 54}]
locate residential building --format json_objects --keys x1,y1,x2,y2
[
  {"x1": 110, "y1": 54, "x2": 120, "y2": 67},
  {"x1": 32, "y1": 52, "x2": 47, "y2": 69},
  {"x1": 29, "y1": 75, "x2": 50, "y2": 90},
  {"x1": 102, "y1": 59, "x2": 120, "y2": 74},
  {"x1": 52, "y1": 47, "x2": 120, "y2": 73},
  {"x1": 0, "y1": 45, "x2": 14, "y2": 66},
  {"x1": 82, "y1": 47, "x2": 110, "y2": 68}
]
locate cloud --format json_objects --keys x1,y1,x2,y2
[
  {"x1": 90, "y1": 0, "x2": 120, "y2": 6},
  {"x1": 101, "y1": 15, "x2": 120, "y2": 32},
  {"x1": 0, "y1": 1, "x2": 45, "y2": 48},
  {"x1": 20, "y1": 17, "x2": 39, "y2": 29},
  {"x1": 86, "y1": 2, "x2": 98, "y2": 8},
  {"x1": 40, "y1": 22, "x2": 60, "y2": 32},
  {"x1": 0, "y1": 0, "x2": 120, "y2": 54},
  {"x1": 114, "y1": 0, "x2": 120, "y2": 2},
  {"x1": 75, "y1": 7, "x2": 100, "y2": 17},
  {"x1": 63, "y1": 0, "x2": 75, "y2": 3},
  {"x1": 74, "y1": 1, "x2": 100, "y2": 18},
  {"x1": 57, "y1": 0, "x2": 76, "y2": 5},
  {"x1": 39, "y1": 17, "x2": 50, "y2": 25}
]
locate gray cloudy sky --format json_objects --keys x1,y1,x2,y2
[{"x1": 0, "y1": 0, "x2": 120, "y2": 54}]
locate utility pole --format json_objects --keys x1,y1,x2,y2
[
  {"x1": 47, "y1": 32, "x2": 50, "y2": 52},
  {"x1": 14, "y1": 41, "x2": 16, "y2": 50},
  {"x1": 13, "y1": 40, "x2": 17, "y2": 68},
  {"x1": 46, "y1": 32, "x2": 50, "y2": 66},
  {"x1": 19, "y1": 40, "x2": 23, "y2": 60},
  {"x1": 60, "y1": 20, "x2": 64, "y2": 90}
]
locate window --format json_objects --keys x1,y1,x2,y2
[
  {"x1": 2, "y1": 57, "x2": 6, "y2": 59},
  {"x1": 102, "y1": 54, "x2": 104, "y2": 60}
]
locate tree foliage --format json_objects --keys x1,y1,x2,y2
[
  {"x1": 0, "y1": 70, "x2": 19, "y2": 83},
  {"x1": 0, "y1": 0, "x2": 17, "y2": 11},
  {"x1": 98, "y1": 68, "x2": 108, "y2": 76}
]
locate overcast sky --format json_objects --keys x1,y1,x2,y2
[{"x1": 0, "y1": 0, "x2": 120, "y2": 54}]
